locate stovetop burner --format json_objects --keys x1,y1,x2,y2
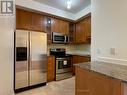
[{"x1": 50, "y1": 48, "x2": 72, "y2": 57}]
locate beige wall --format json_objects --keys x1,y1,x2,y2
[
  {"x1": 91, "y1": 0, "x2": 127, "y2": 65},
  {"x1": 0, "y1": 16, "x2": 15, "y2": 94},
  {"x1": 0, "y1": 0, "x2": 15, "y2": 94}
]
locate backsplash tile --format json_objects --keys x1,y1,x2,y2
[{"x1": 47, "y1": 44, "x2": 91, "y2": 56}]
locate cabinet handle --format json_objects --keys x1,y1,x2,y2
[{"x1": 77, "y1": 89, "x2": 90, "y2": 92}]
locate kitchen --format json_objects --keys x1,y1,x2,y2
[
  {"x1": 15, "y1": 2, "x2": 91, "y2": 94},
  {"x1": 0, "y1": 0, "x2": 127, "y2": 95}
]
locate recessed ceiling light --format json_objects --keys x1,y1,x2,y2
[{"x1": 67, "y1": 0, "x2": 72, "y2": 9}]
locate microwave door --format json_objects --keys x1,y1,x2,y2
[{"x1": 53, "y1": 35, "x2": 65, "y2": 43}]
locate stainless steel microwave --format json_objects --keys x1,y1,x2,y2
[{"x1": 52, "y1": 32, "x2": 69, "y2": 44}]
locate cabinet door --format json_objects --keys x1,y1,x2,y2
[
  {"x1": 82, "y1": 19, "x2": 87, "y2": 42},
  {"x1": 86, "y1": 16, "x2": 91, "y2": 38},
  {"x1": 77, "y1": 56, "x2": 90, "y2": 63},
  {"x1": 32, "y1": 13, "x2": 46, "y2": 32},
  {"x1": 75, "y1": 22, "x2": 81, "y2": 43},
  {"x1": 110, "y1": 78, "x2": 122, "y2": 95},
  {"x1": 60, "y1": 20, "x2": 69, "y2": 34},
  {"x1": 75, "y1": 21, "x2": 86, "y2": 43},
  {"x1": 51, "y1": 18, "x2": 69, "y2": 34},
  {"x1": 75, "y1": 67, "x2": 91, "y2": 95},
  {"x1": 90, "y1": 72, "x2": 111, "y2": 95},
  {"x1": 69, "y1": 23, "x2": 75, "y2": 43},
  {"x1": 16, "y1": 9, "x2": 32, "y2": 30},
  {"x1": 51, "y1": 18, "x2": 60, "y2": 33},
  {"x1": 47, "y1": 56, "x2": 55, "y2": 82},
  {"x1": 73, "y1": 55, "x2": 90, "y2": 74},
  {"x1": 75, "y1": 16, "x2": 91, "y2": 44}
]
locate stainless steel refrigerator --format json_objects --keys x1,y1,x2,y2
[{"x1": 15, "y1": 30, "x2": 47, "y2": 91}]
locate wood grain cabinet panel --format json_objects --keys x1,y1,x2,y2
[
  {"x1": 31, "y1": 13, "x2": 46, "y2": 32},
  {"x1": 72, "y1": 55, "x2": 90, "y2": 74},
  {"x1": 16, "y1": 8, "x2": 46, "y2": 32},
  {"x1": 51, "y1": 18, "x2": 60, "y2": 33},
  {"x1": 90, "y1": 72, "x2": 111, "y2": 95},
  {"x1": 110, "y1": 78, "x2": 122, "y2": 95},
  {"x1": 75, "y1": 20, "x2": 86, "y2": 43},
  {"x1": 76, "y1": 67, "x2": 123, "y2": 95},
  {"x1": 60, "y1": 20, "x2": 69, "y2": 34},
  {"x1": 86, "y1": 16, "x2": 91, "y2": 39},
  {"x1": 75, "y1": 16, "x2": 91, "y2": 44},
  {"x1": 51, "y1": 18, "x2": 69, "y2": 35},
  {"x1": 47, "y1": 56, "x2": 55, "y2": 82},
  {"x1": 75, "y1": 22, "x2": 83, "y2": 43},
  {"x1": 16, "y1": 9, "x2": 32, "y2": 30},
  {"x1": 76, "y1": 67, "x2": 91, "y2": 95}
]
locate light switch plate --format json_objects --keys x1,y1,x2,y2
[{"x1": 110, "y1": 48, "x2": 116, "y2": 55}]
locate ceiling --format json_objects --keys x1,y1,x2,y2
[{"x1": 33, "y1": 0, "x2": 91, "y2": 13}]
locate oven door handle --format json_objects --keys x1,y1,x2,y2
[{"x1": 56, "y1": 58, "x2": 66, "y2": 60}]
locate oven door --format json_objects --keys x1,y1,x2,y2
[{"x1": 56, "y1": 58, "x2": 71, "y2": 74}]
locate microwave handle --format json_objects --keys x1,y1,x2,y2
[
  {"x1": 64, "y1": 36, "x2": 67, "y2": 42},
  {"x1": 65, "y1": 36, "x2": 69, "y2": 43}
]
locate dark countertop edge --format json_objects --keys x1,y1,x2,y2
[
  {"x1": 74, "y1": 62, "x2": 127, "y2": 83},
  {"x1": 48, "y1": 54, "x2": 91, "y2": 58},
  {"x1": 66, "y1": 54, "x2": 91, "y2": 57}
]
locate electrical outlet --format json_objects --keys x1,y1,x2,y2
[
  {"x1": 96, "y1": 48, "x2": 101, "y2": 54},
  {"x1": 110, "y1": 48, "x2": 116, "y2": 55}
]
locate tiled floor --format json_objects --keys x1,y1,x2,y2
[{"x1": 16, "y1": 77, "x2": 75, "y2": 95}]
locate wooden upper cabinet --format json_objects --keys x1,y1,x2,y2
[
  {"x1": 31, "y1": 13, "x2": 46, "y2": 32},
  {"x1": 16, "y1": 9, "x2": 32, "y2": 30},
  {"x1": 51, "y1": 18, "x2": 60, "y2": 33},
  {"x1": 16, "y1": 8, "x2": 46, "y2": 32},
  {"x1": 60, "y1": 20, "x2": 69, "y2": 34},
  {"x1": 51, "y1": 18, "x2": 69, "y2": 34},
  {"x1": 75, "y1": 15, "x2": 91, "y2": 44},
  {"x1": 86, "y1": 16, "x2": 91, "y2": 39},
  {"x1": 75, "y1": 21, "x2": 86, "y2": 43}
]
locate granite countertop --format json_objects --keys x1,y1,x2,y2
[{"x1": 75, "y1": 61, "x2": 127, "y2": 82}]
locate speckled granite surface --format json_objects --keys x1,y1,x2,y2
[{"x1": 75, "y1": 61, "x2": 127, "y2": 82}]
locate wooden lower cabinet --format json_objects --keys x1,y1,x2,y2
[
  {"x1": 90, "y1": 72, "x2": 111, "y2": 95},
  {"x1": 75, "y1": 67, "x2": 91, "y2": 95},
  {"x1": 73, "y1": 55, "x2": 91, "y2": 74},
  {"x1": 110, "y1": 78, "x2": 122, "y2": 95},
  {"x1": 76, "y1": 67, "x2": 122, "y2": 95},
  {"x1": 47, "y1": 56, "x2": 55, "y2": 82}
]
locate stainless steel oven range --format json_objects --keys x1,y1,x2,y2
[{"x1": 50, "y1": 48, "x2": 73, "y2": 81}]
